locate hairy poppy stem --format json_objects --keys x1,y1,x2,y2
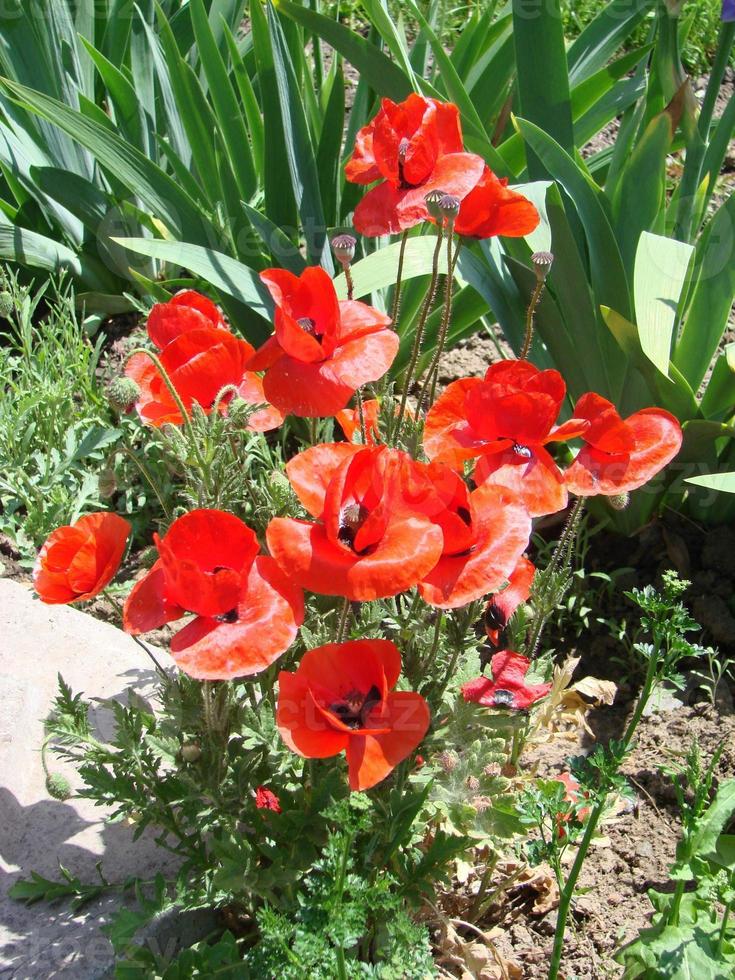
[
  {"x1": 356, "y1": 389, "x2": 367, "y2": 444},
  {"x1": 396, "y1": 228, "x2": 444, "y2": 437},
  {"x1": 127, "y1": 348, "x2": 213, "y2": 499},
  {"x1": 344, "y1": 264, "x2": 354, "y2": 302},
  {"x1": 335, "y1": 597, "x2": 351, "y2": 642},
  {"x1": 416, "y1": 231, "x2": 461, "y2": 415},
  {"x1": 390, "y1": 230, "x2": 410, "y2": 328},
  {"x1": 520, "y1": 279, "x2": 545, "y2": 360}
]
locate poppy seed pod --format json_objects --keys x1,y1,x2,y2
[
  {"x1": 438, "y1": 193, "x2": 461, "y2": 223},
  {"x1": 331, "y1": 233, "x2": 357, "y2": 266},
  {"x1": 608, "y1": 492, "x2": 630, "y2": 511},
  {"x1": 108, "y1": 376, "x2": 141, "y2": 412},
  {"x1": 531, "y1": 251, "x2": 554, "y2": 282},
  {"x1": 424, "y1": 189, "x2": 446, "y2": 221}
]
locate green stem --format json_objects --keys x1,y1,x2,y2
[
  {"x1": 716, "y1": 885, "x2": 733, "y2": 956},
  {"x1": 104, "y1": 590, "x2": 168, "y2": 678},
  {"x1": 548, "y1": 632, "x2": 662, "y2": 980},
  {"x1": 335, "y1": 597, "x2": 351, "y2": 643},
  {"x1": 520, "y1": 278, "x2": 545, "y2": 360},
  {"x1": 334, "y1": 830, "x2": 354, "y2": 980},
  {"x1": 416, "y1": 231, "x2": 459, "y2": 415},
  {"x1": 356, "y1": 388, "x2": 367, "y2": 444},
  {"x1": 389, "y1": 230, "x2": 410, "y2": 328},
  {"x1": 395, "y1": 227, "x2": 444, "y2": 434}
]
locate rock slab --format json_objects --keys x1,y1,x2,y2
[{"x1": 0, "y1": 580, "x2": 176, "y2": 979}]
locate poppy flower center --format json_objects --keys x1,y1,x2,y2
[
  {"x1": 215, "y1": 608, "x2": 239, "y2": 624},
  {"x1": 297, "y1": 317, "x2": 323, "y2": 342},
  {"x1": 337, "y1": 503, "x2": 370, "y2": 551},
  {"x1": 456, "y1": 505, "x2": 471, "y2": 525},
  {"x1": 492, "y1": 689, "x2": 516, "y2": 707},
  {"x1": 329, "y1": 685, "x2": 381, "y2": 729},
  {"x1": 512, "y1": 443, "x2": 532, "y2": 459},
  {"x1": 397, "y1": 136, "x2": 414, "y2": 188},
  {"x1": 484, "y1": 602, "x2": 506, "y2": 632}
]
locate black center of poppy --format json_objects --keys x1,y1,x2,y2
[
  {"x1": 297, "y1": 317, "x2": 323, "y2": 342},
  {"x1": 512, "y1": 443, "x2": 532, "y2": 459},
  {"x1": 338, "y1": 503, "x2": 369, "y2": 550},
  {"x1": 215, "y1": 608, "x2": 239, "y2": 624},
  {"x1": 492, "y1": 689, "x2": 516, "y2": 707},
  {"x1": 330, "y1": 685, "x2": 381, "y2": 729},
  {"x1": 484, "y1": 601, "x2": 506, "y2": 633},
  {"x1": 456, "y1": 505, "x2": 472, "y2": 526}
]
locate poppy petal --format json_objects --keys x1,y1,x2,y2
[
  {"x1": 263, "y1": 356, "x2": 354, "y2": 417},
  {"x1": 423, "y1": 377, "x2": 485, "y2": 467},
  {"x1": 346, "y1": 691, "x2": 430, "y2": 791},
  {"x1": 286, "y1": 443, "x2": 364, "y2": 517},
  {"x1": 295, "y1": 639, "x2": 401, "y2": 699},
  {"x1": 396, "y1": 152, "x2": 486, "y2": 228},
  {"x1": 419, "y1": 484, "x2": 531, "y2": 609},
  {"x1": 474, "y1": 445, "x2": 568, "y2": 518},
  {"x1": 453, "y1": 167, "x2": 540, "y2": 240},
  {"x1": 327, "y1": 328, "x2": 399, "y2": 392},
  {"x1": 277, "y1": 670, "x2": 350, "y2": 758},
  {"x1": 266, "y1": 515, "x2": 444, "y2": 601},
  {"x1": 236, "y1": 372, "x2": 284, "y2": 432},
  {"x1": 353, "y1": 181, "x2": 407, "y2": 237},
  {"x1": 168, "y1": 556, "x2": 303, "y2": 680},
  {"x1": 565, "y1": 407, "x2": 683, "y2": 495},
  {"x1": 123, "y1": 560, "x2": 186, "y2": 634}
]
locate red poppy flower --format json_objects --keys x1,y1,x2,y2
[
  {"x1": 146, "y1": 290, "x2": 226, "y2": 349},
  {"x1": 430, "y1": 166, "x2": 540, "y2": 240},
  {"x1": 33, "y1": 512, "x2": 131, "y2": 604},
  {"x1": 345, "y1": 94, "x2": 485, "y2": 236},
  {"x1": 255, "y1": 786, "x2": 281, "y2": 813},
  {"x1": 266, "y1": 444, "x2": 444, "y2": 601},
  {"x1": 484, "y1": 556, "x2": 536, "y2": 646},
  {"x1": 414, "y1": 464, "x2": 532, "y2": 609},
  {"x1": 248, "y1": 267, "x2": 398, "y2": 418},
  {"x1": 462, "y1": 651, "x2": 552, "y2": 710},
  {"x1": 423, "y1": 360, "x2": 588, "y2": 518},
  {"x1": 123, "y1": 509, "x2": 303, "y2": 680},
  {"x1": 277, "y1": 639, "x2": 430, "y2": 791},
  {"x1": 564, "y1": 393, "x2": 683, "y2": 496}
]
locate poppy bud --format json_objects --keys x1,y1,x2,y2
[
  {"x1": 531, "y1": 251, "x2": 554, "y2": 282},
  {"x1": 438, "y1": 194, "x2": 461, "y2": 224},
  {"x1": 46, "y1": 772, "x2": 72, "y2": 800},
  {"x1": 108, "y1": 376, "x2": 141, "y2": 412},
  {"x1": 0, "y1": 291, "x2": 14, "y2": 320},
  {"x1": 608, "y1": 492, "x2": 630, "y2": 511},
  {"x1": 180, "y1": 741, "x2": 202, "y2": 763},
  {"x1": 331, "y1": 233, "x2": 357, "y2": 266},
  {"x1": 424, "y1": 189, "x2": 446, "y2": 221},
  {"x1": 227, "y1": 396, "x2": 252, "y2": 425}
]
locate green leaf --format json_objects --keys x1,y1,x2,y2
[
  {"x1": 316, "y1": 61, "x2": 345, "y2": 228},
  {"x1": 112, "y1": 236, "x2": 273, "y2": 340},
  {"x1": 276, "y1": 0, "x2": 413, "y2": 102},
  {"x1": 515, "y1": 117, "x2": 632, "y2": 321},
  {"x1": 361, "y1": 0, "x2": 416, "y2": 83},
  {"x1": 0, "y1": 76, "x2": 215, "y2": 245},
  {"x1": 333, "y1": 235, "x2": 451, "y2": 300},
  {"x1": 190, "y1": 0, "x2": 256, "y2": 201},
  {"x1": 265, "y1": 3, "x2": 330, "y2": 270},
  {"x1": 633, "y1": 232, "x2": 694, "y2": 378},
  {"x1": 567, "y1": 0, "x2": 655, "y2": 85},
  {"x1": 700, "y1": 343, "x2": 735, "y2": 420},
  {"x1": 674, "y1": 195, "x2": 735, "y2": 391},
  {"x1": 686, "y1": 472, "x2": 735, "y2": 494},
  {"x1": 690, "y1": 779, "x2": 735, "y2": 862},
  {"x1": 241, "y1": 202, "x2": 306, "y2": 274},
  {"x1": 512, "y1": 0, "x2": 574, "y2": 176}
]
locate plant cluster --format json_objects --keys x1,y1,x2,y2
[{"x1": 15, "y1": 86, "x2": 704, "y2": 975}]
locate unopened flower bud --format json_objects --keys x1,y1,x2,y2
[
  {"x1": 46, "y1": 772, "x2": 72, "y2": 800},
  {"x1": 0, "y1": 291, "x2": 14, "y2": 319},
  {"x1": 439, "y1": 750, "x2": 459, "y2": 773},
  {"x1": 108, "y1": 376, "x2": 140, "y2": 412},
  {"x1": 331, "y1": 233, "x2": 357, "y2": 266},
  {"x1": 227, "y1": 396, "x2": 252, "y2": 425},
  {"x1": 180, "y1": 741, "x2": 202, "y2": 763},
  {"x1": 531, "y1": 251, "x2": 554, "y2": 282},
  {"x1": 425, "y1": 189, "x2": 446, "y2": 221},
  {"x1": 438, "y1": 194, "x2": 461, "y2": 224},
  {"x1": 609, "y1": 492, "x2": 630, "y2": 511}
]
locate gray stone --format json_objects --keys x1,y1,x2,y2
[{"x1": 0, "y1": 580, "x2": 179, "y2": 979}]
